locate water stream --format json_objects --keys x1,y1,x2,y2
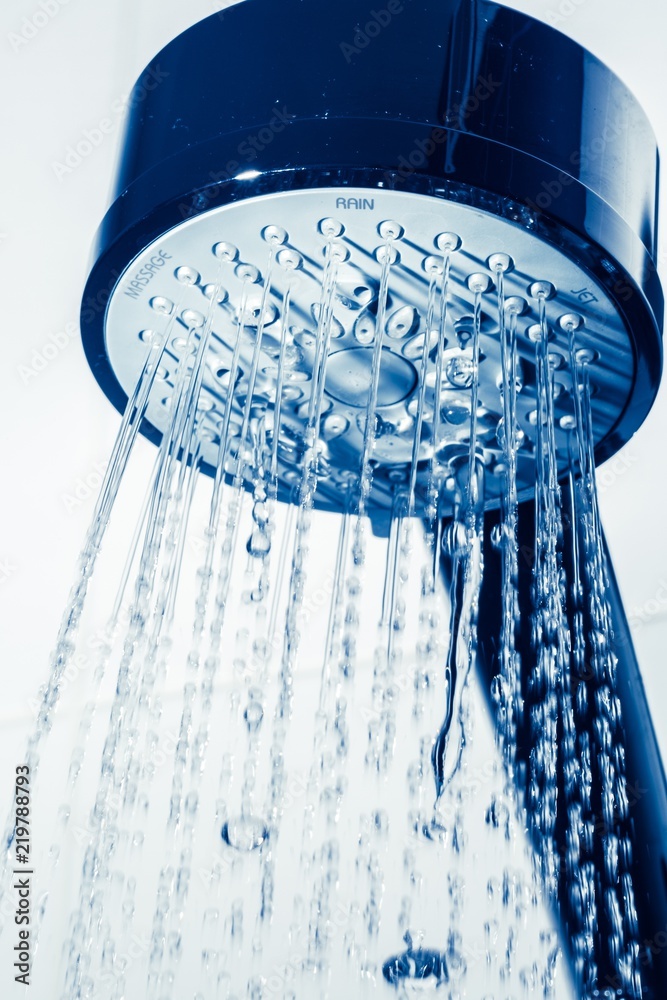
[{"x1": 0, "y1": 230, "x2": 646, "y2": 1000}]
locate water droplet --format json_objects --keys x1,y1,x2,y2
[
  {"x1": 372, "y1": 810, "x2": 389, "y2": 835},
  {"x1": 243, "y1": 702, "x2": 264, "y2": 733},
  {"x1": 221, "y1": 816, "x2": 269, "y2": 851},
  {"x1": 442, "y1": 521, "x2": 468, "y2": 558},
  {"x1": 445, "y1": 354, "x2": 474, "y2": 389},
  {"x1": 490, "y1": 523, "x2": 505, "y2": 550},
  {"x1": 382, "y1": 942, "x2": 449, "y2": 987},
  {"x1": 496, "y1": 417, "x2": 525, "y2": 450},
  {"x1": 442, "y1": 399, "x2": 471, "y2": 425},
  {"x1": 246, "y1": 529, "x2": 271, "y2": 559}
]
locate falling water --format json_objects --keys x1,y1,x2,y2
[
  {"x1": 491, "y1": 257, "x2": 524, "y2": 784},
  {"x1": 431, "y1": 272, "x2": 489, "y2": 816},
  {"x1": 566, "y1": 326, "x2": 642, "y2": 998},
  {"x1": 528, "y1": 281, "x2": 571, "y2": 901},
  {"x1": 1, "y1": 219, "x2": 648, "y2": 1000}
]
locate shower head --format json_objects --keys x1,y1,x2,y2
[{"x1": 80, "y1": 0, "x2": 663, "y2": 516}]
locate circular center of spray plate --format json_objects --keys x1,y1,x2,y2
[
  {"x1": 104, "y1": 187, "x2": 634, "y2": 516},
  {"x1": 325, "y1": 348, "x2": 417, "y2": 408}
]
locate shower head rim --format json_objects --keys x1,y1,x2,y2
[{"x1": 115, "y1": 0, "x2": 660, "y2": 259}]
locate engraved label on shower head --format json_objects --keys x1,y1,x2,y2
[
  {"x1": 335, "y1": 197, "x2": 375, "y2": 210},
  {"x1": 123, "y1": 249, "x2": 173, "y2": 300},
  {"x1": 571, "y1": 286, "x2": 599, "y2": 304}
]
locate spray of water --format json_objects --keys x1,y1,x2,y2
[{"x1": 1, "y1": 227, "x2": 647, "y2": 1000}]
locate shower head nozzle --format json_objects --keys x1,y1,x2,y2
[{"x1": 81, "y1": 0, "x2": 663, "y2": 517}]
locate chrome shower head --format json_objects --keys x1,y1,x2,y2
[{"x1": 80, "y1": 0, "x2": 663, "y2": 517}]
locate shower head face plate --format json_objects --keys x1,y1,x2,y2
[{"x1": 103, "y1": 187, "x2": 634, "y2": 515}]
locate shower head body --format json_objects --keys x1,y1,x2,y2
[{"x1": 81, "y1": 0, "x2": 663, "y2": 515}]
